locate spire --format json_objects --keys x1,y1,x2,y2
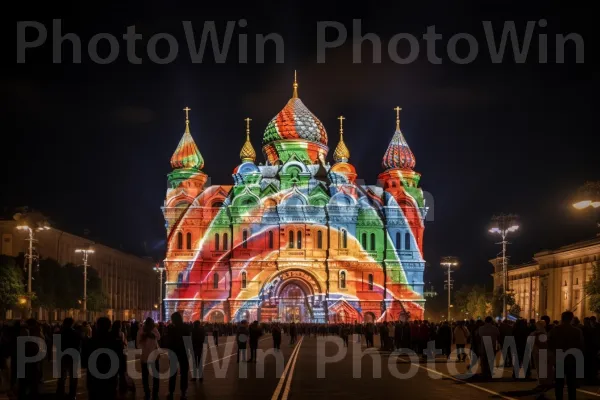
[
  {"x1": 381, "y1": 107, "x2": 416, "y2": 170},
  {"x1": 333, "y1": 115, "x2": 350, "y2": 163},
  {"x1": 240, "y1": 117, "x2": 256, "y2": 163},
  {"x1": 170, "y1": 107, "x2": 204, "y2": 170},
  {"x1": 394, "y1": 106, "x2": 401, "y2": 131},
  {"x1": 292, "y1": 70, "x2": 299, "y2": 99}
]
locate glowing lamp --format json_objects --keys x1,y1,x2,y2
[
  {"x1": 592, "y1": 201, "x2": 600, "y2": 208},
  {"x1": 507, "y1": 225, "x2": 519, "y2": 232},
  {"x1": 489, "y1": 227, "x2": 501, "y2": 234},
  {"x1": 18, "y1": 297, "x2": 27, "y2": 305},
  {"x1": 573, "y1": 200, "x2": 592, "y2": 210}
]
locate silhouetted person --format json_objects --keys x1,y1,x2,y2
[
  {"x1": 248, "y1": 321, "x2": 262, "y2": 362},
  {"x1": 191, "y1": 321, "x2": 205, "y2": 382},
  {"x1": 236, "y1": 321, "x2": 249, "y2": 363},
  {"x1": 165, "y1": 312, "x2": 191, "y2": 400},
  {"x1": 549, "y1": 311, "x2": 584, "y2": 400},
  {"x1": 56, "y1": 317, "x2": 82, "y2": 399},
  {"x1": 84, "y1": 317, "x2": 121, "y2": 400},
  {"x1": 272, "y1": 324, "x2": 281, "y2": 351},
  {"x1": 137, "y1": 317, "x2": 160, "y2": 400}
]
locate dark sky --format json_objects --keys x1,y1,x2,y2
[{"x1": 4, "y1": 1, "x2": 598, "y2": 294}]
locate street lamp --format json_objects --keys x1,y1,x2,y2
[
  {"x1": 153, "y1": 263, "x2": 166, "y2": 321},
  {"x1": 572, "y1": 181, "x2": 600, "y2": 228},
  {"x1": 489, "y1": 214, "x2": 519, "y2": 320},
  {"x1": 441, "y1": 256, "x2": 459, "y2": 321},
  {"x1": 16, "y1": 221, "x2": 50, "y2": 317},
  {"x1": 75, "y1": 246, "x2": 95, "y2": 318}
]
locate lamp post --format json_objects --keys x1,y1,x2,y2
[
  {"x1": 16, "y1": 222, "x2": 50, "y2": 317},
  {"x1": 153, "y1": 264, "x2": 166, "y2": 321},
  {"x1": 75, "y1": 246, "x2": 95, "y2": 318},
  {"x1": 489, "y1": 214, "x2": 519, "y2": 320},
  {"x1": 441, "y1": 256, "x2": 459, "y2": 321},
  {"x1": 572, "y1": 181, "x2": 600, "y2": 229}
]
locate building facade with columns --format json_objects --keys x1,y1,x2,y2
[
  {"x1": 162, "y1": 77, "x2": 428, "y2": 323},
  {"x1": 491, "y1": 236, "x2": 600, "y2": 320},
  {"x1": 0, "y1": 220, "x2": 158, "y2": 321}
]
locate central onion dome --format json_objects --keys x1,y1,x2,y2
[
  {"x1": 262, "y1": 72, "x2": 329, "y2": 165},
  {"x1": 382, "y1": 107, "x2": 416, "y2": 170}
]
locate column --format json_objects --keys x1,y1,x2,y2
[{"x1": 568, "y1": 266, "x2": 574, "y2": 311}]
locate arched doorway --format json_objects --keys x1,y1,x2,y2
[
  {"x1": 279, "y1": 283, "x2": 306, "y2": 322},
  {"x1": 208, "y1": 310, "x2": 224, "y2": 323}
]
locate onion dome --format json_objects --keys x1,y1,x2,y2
[
  {"x1": 381, "y1": 107, "x2": 416, "y2": 170},
  {"x1": 240, "y1": 117, "x2": 256, "y2": 163},
  {"x1": 262, "y1": 72, "x2": 328, "y2": 146},
  {"x1": 171, "y1": 107, "x2": 204, "y2": 170},
  {"x1": 333, "y1": 115, "x2": 350, "y2": 163}
]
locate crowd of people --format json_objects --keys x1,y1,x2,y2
[{"x1": 0, "y1": 311, "x2": 597, "y2": 400}]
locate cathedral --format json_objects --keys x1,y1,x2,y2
[{"x1": 162, "y1": 75, "x2": 427, "y2": 323}]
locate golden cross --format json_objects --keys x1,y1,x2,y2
[
  {"x1": 337, "y1": 115, "x2": 345, "y2": 134},
  {"x1": 292, "y1": 70, "x2": 299, "y2": 98},
  {"x1": 244, "y1": 117, "x2": 252, "y2": 135},
  {"x1": 394, "y1": 106, "x2": 402, "y2": 130},
  {"x1": 183, "y1": 107, "x2": 191, "y2": 121}
]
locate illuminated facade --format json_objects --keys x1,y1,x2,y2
[{"x1": 162, "y1": 77, "x2": 428, "y2": 322}]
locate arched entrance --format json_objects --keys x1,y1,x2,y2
[
  {"x1": 208, "y1": 310, "x2": 224, "y2": 323},
  {"x1": 259, "y1": 269, "x2": 325, "y2": 322}
]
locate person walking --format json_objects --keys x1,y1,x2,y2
[
  {"x1": 453, "y1": 321, "x2": 470, "y2": 362},
  {"x1": 549, "y1": 311, "x2": 584, "y2": 400},
  {"x1": 191, "y1": 321, "x2": 205, "y2": 382},
  {"x1": 56, "y1": 318, "x2": 82, "y2": 399},
  {"x1": 248, "y1": 321, "x2": 262, "y2": 363},
  {"x1": 84, "y1": 317, "x2": 121, "y2": 400},
  {"x1": 165, "y1": 312, "x2": 191, "y2": 400},
  {"x1": 137, "y1": 317, "x2": 161, "y2": 400},
  {"x1": 272, "y1": 324, "x2": 282, "y2": 351},
  {"x1": 236, "y1": 321, "x2": 249, "y2": 363},
  {"x1": 477, "y1": 317, "x2": 500, "y2": 379}
]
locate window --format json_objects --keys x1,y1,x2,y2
[
  {"x1": 186, "y1": 233, "x2": 192, "y2": 250},
  {"x1": 575, "y1": 290, "x2": 580, "y2": 300},
  {"x1": 268, "y1": 231, "x2": 274, "y2": 249},
  {"x1": 223, "y1": 233, "x2": 229, "y2": 250},
  {"x1": 215, "y1": 233, "x2": 220, "y2": 251},
  {"x1": 297, "y1": 230, "x2": 302, "y2": 249},
  {"x1": 177, "y1": 272, "x2": 183, "y2": 288},
  {"x1": 342, "y1": 229, "x2": 348, "y2": 249},
  {"x1": 370, "y1": 233, "x2": 376, "y2": 251},
  {"x1": 564, "y1": 280, "x2": 567, "y2": 287},
  {"x1": 317, "y1": 230, "x2": 323, "y2": 249},
  {"x1": 212, "y1": 201, "x2": 223, "y2": 208},
  {"x1": 404, "y1": 232, "x2": 411, "y2": 250},
  {"x1": 361, "y1": 233, "x2": 367, "y2": 250},
  {"x1": 242, "y1": 230, "x2": 248, "y2": 249},
  {"x1": 576, "y1": 278, "x2": 579, "y2": 285},
  {"x1": 289, "y1": 231, "x2": 294, "y2": 249},
  {"x1": 395, "y1": 232, "x2": 401, "y2": 249},
  {"x1": 340, "y1": 271, "x2": 346, "y2": 289},
  {"x1": 213, "y1": 273, "x2": 219, "y2": 289},
  {"x1": 368, "y1": 274, "x2": 374, "y2": 291},
  {"x1": 177, "y1": 232, "x2": 183, "y2": 250},
  {"x1": 241, "y1": 271, "x2": 247, "y2": 289}
]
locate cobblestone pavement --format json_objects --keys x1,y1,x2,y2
[{"x1": 2, "y1": 334, "x2": 600, "y2": 399}]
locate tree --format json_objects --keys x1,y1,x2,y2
[
  {"x1": 454, "y1": 285, "x2": 491, "y2": 320},
  {"x1": 0, "y1": 255, "x2": 25, "y2": 315},
  {"x1": 491, "y1": 287, "x2": 518, "y2": 318},
  {"x1": 585, "y1": 261, "x2": 600, "y2": 314}
]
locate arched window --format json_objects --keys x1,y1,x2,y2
[
  {"x1": 576, "y1": 277, "x2": 579, "y2": 285},
  {"x1": 342, "y1": 229, "x2": 348, "y2": 249},
  {"x1": 268, "y1": 231, "x2": 274, "y2": 249},
  {"x1": 395, "y1": 232, "x2": 401, "y2": 250},
  {"x1": 177, "y1": 272, "x2": 183, "y2": 288},
  {"x1": 215, "y1": 233, "x2": 220, "y2": 251},
  {"x1": 213, "y1": 273, "x2": 219, "y2": 289},
  {"x1": 361, "y1": 233, "x2": 367, "y2": 250},
  {"x1": 297, "y1": 230, "x2": 302, "y2": 249},
  {"x1": 241, "y1": 271, "x2": 247, "y2": 289},
  {"x1": 186, "y1": 232, "x2": 192, "y2": 250},
  {"x1": 177, "y1": 232, "x2": 183, "y2": 250},
  {"x1": 223, "y1": 233, "x2": 229, "y2": 250},
  {"x1": 242, "y1": 230, "x2": 248, "y2": 249},
  {"x1": 370, "y1": 233, "x2": 376, "y2": 251},
  {"x1": 289, "y1": 231, "x2": 294, "y2": 249},
  {"x1": 404, "y1": 232, "x2": 411, "y2": 250},
  {"x1": 212, "y1": 201, "x2": 223, "y2": 208},
  {"x1": 368, "y1": 274, "x2": 374, "y2": 291},
  {"x1": 317, "y1": 230, "x2": 323, "y2": 249},
  {"x1": 340, "y1": 271, "x2": 346, "y2": 289}
]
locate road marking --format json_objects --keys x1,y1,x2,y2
[
  {"x1": 577, "y1": 389, "x2": 600, "y2": 397},
  {"x1": 281, "y1": 337, "x2": 303, "y2": 400},
  {"x1": 399, "y1": 357, "x2": 517, "y2": 400},
  {"x1": 271, "y1": 337, "x2": 303, "y2": 400},
  {"x1": 205, "y1": 336, "x2": 271, "y2": 366}
]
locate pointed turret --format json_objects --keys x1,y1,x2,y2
[
  {"x1": 240, "y1": 117, "x2": 256, "y2": 163},
  {"x1": 333, "y1": 115, "x2": 350, "y2": 163},
  {"x1": 171, "y1": 107, "x2": 204, "y2": 170},
  {"x1": 381, "y1": 107, "x2": 416, "y2": 170}
]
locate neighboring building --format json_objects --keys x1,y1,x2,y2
[
  {"x1": 0, "y1": 220, "x2": 158, "y2": 321},
  {"x1": 491, "y1": 236, "x2": 600, "y2": 320},
  {"x1": 162, "y1": 77, "x2": 428, "y2": 323}
]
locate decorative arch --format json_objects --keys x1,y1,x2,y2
[
  {"x1": 330, "y1": 192, "x2": 356, "y2": 206},
  {"x1": 280, "y1": 158, "x2": 309, "y2": 176},
  {"x1": 261, "y1": 268, "x2": 324, "y2": 299},
  {"x1": 281, "y1": 186, "x2": 308, "y2": 206},
  {"x1": 339, "y1": 270, "x2": 347, "y2": 289},
  {"x1": 232, "y1": 186, "x2": 260, "y2": 207}
]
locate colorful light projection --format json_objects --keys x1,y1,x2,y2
[{"x1": 162, "y1": 78, "x2": 427, "y2": 323}]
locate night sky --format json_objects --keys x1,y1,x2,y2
[{"x1": 4, "y1": 2, "x2": 597, "y2": 296}]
